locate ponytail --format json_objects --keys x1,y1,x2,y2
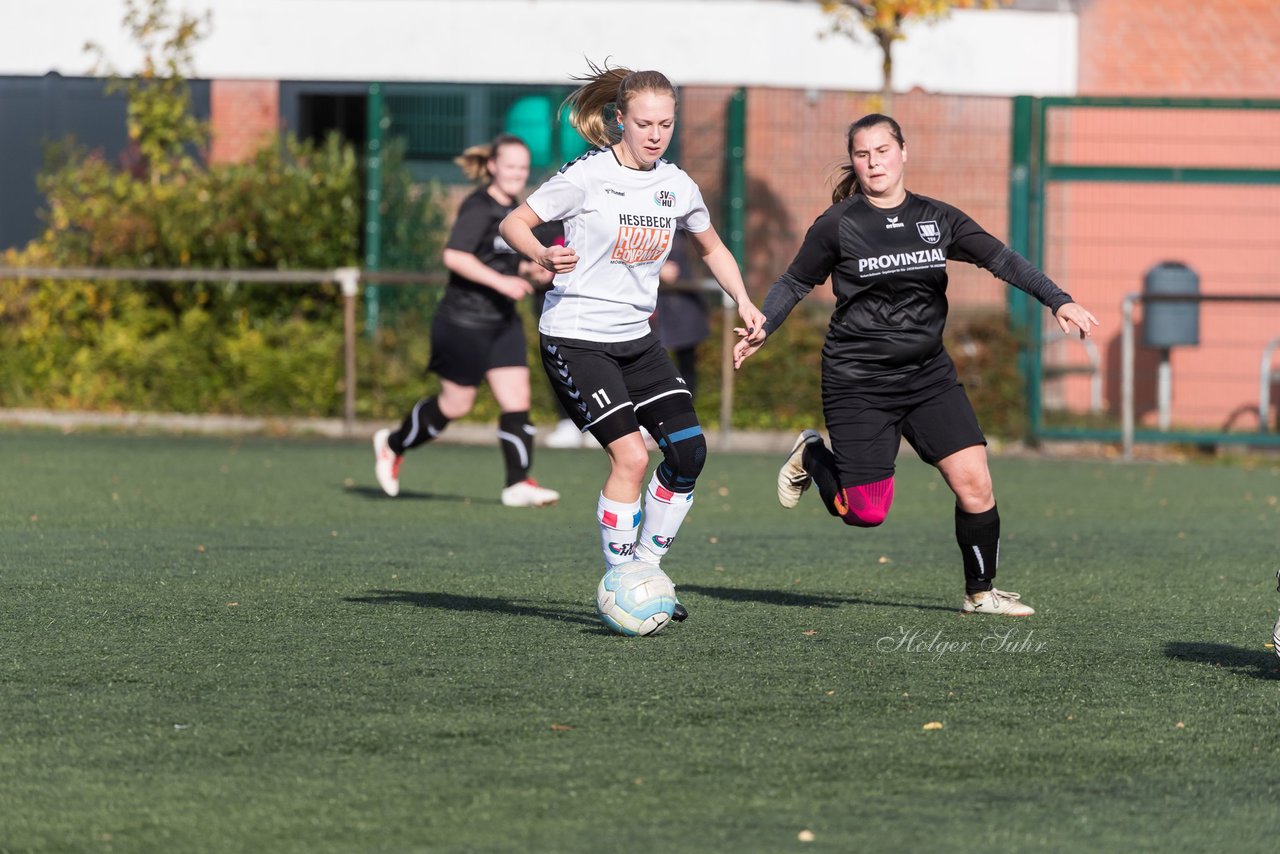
[
  {"x1": 453, "y1": 134, "x2": 528, "y2": 184},
  {"x1": 563, "y1": 58, "x2": 678, "y2": 149}
]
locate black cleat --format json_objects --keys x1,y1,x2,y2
[{"x1": 672, "y1": 602, "x2": 688, "y2": 622}]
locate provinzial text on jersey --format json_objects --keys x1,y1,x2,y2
[{"x1": 858, "y1": 248, "x2": 947, "y2": 273}]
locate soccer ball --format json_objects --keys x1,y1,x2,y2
[{"x1": 596, "y1": 562, "x2": 677, "y2": 636}]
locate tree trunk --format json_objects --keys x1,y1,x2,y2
[{"x1": 877, "y1": 29, "x2": 895, "y2": 114}]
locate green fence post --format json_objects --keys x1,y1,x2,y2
[
  {"x1": 1009, "y1": 96, "x2": 1044, "y2": 442},
  {"x1": 363, "y1": 83, "x2": 384, "y2": 337},
  {"x1": 719, "y1": 88, "x2": 747, "y2": 446},
  {"x1": 1027, "y1": 96, "x2": 1047, "y2": 442}
]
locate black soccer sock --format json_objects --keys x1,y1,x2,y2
[
  {"x1": 956, "y1": 504, "x2": 1000, "y2": 595},
  {"x1": 498, "y1": 410, "x2": 535, "y2": 487},
  {"x1": 389, "y1": 397, "x2": 449, "y2": 455},
  {"x1": 803, "y1": 439, "x2": 844, "y2": 517}
]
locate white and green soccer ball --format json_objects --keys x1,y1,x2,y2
[{"x1": 596, "y1": 562, "x2": 677, "y2": 636}]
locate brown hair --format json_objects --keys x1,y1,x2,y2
[
  {"x1": 562, "y1": 59, "x2": 678, "y2": 148},
  {"x1": 831, "y1": 113, "x2": 906, "y2": 203},
  {"x1": 453, "y1": 134, "x2": 528, "y2": 184}
]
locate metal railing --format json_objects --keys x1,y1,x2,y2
[
  {"x1": 1120, "y1": 292, "x2": 1280, "y2": 459},
  {"x1": 0, "y1": 266, "x2": 744, "y2": 444}
]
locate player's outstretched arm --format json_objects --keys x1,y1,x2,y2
[
  {"x1": 687, "y1": 227, "x2": 766, "y2": 363},
  {"x1": 1054, "y1": 302, "x2": 1100, "y2": 340},
  {"x1": 500, "y1": 204, "x2": 579, "y2": 275},
  {"x1": 732, "y1": 330, "x2": 768, "y2": 369}
]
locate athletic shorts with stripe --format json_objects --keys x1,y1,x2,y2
[
  {"x1": 822, "y1": 373, "x2": 986, "y2": 487},
  {"x1": 540, "y1": 331, "x2": 695, "y2": 447}
]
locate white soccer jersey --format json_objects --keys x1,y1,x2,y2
[{"x1": 527, "y1": 147, "x2": 712, "y2": 342}]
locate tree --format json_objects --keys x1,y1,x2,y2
[
  {"x1": 85, "y1": 0, "x2": 210, "y2": 185},
  {"x1": 819, "y1": 0, "x2": 1009, "y2": 111}
]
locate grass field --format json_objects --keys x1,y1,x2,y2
[{"x1": 3, "y1": 427, "x2": 1280, "y2": 852}]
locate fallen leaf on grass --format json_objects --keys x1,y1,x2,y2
[
  {"x1": 549, "y1": 723, "x2": 573, "y2": 731},
  {"x1": 878, "y1": 555, "x2": 892, "y2": 564},
  {"x1": 802, "y1": 630, "x2": 817, "y2": 637},
  {"x1": 226, "y1": 602, "x2": 239, "y2": 607},
  {"x1": 922, "y1": 721, "x2": 944, "y2": 731},
  {"x1": 798, "y1": 830, "x2": 815, "y2": 842}
]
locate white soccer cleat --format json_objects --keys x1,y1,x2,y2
[
  {"x1": 777, "y1": 429, "x2": 822, "y2": 508},
  {"x1": 501, "y1": 478, "x2": 560, "y2": 507},
  {"x1": 961, "y1": 588, "x2": 1035, "y2": 617},
  {"x1": 545, "y1": 419, "x2": 584, "y2": 449},
  {"x1": 372, "y1": 428, "x2": 402, "y2": 497},
  {"x1": 1272, "y1": 569, "x2": 1280, "y2": 660}
]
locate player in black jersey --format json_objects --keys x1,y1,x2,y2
[
  {"x1": 733, "y1": 114, "x2": 1098, "y2": 616},
  {"x1": 372, "y1": 135, "x2": 560, "y2": 507}
]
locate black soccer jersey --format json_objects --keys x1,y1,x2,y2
[
  {"x1": 762, "y1": 191, "x2": 1072, "y2": 386},
  {"x1": 439, "y1": 186, "x2": 521, "y2": 326}
]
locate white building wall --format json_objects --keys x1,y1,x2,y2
[{"x1": 1, "y1": 0, "x2": 1077, "y2": 96}]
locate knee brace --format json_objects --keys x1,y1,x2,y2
[
  {"x1": 651, "y1": 413, "x2": 707, "y2": 494},
  {"x1": 835, "y1": 477, "x2": 894, "y2": 528}
]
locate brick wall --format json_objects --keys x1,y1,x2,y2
[
  {"x1": 1078, "y1": 0, "x2": 1280, "y2": 97},
  {"x1": 210, "y1": 80, "x2": 280, "y2": 163}
]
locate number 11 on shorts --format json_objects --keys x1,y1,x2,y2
[{"x1": 592, "y1": 389, "x2": 612, "y2": 407}]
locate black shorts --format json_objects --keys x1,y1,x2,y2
[
  {"x1": 428, "y1": 311, "x2": 527, "y2": 386},
  {"x1": 822, "y1": 373, "x2": 985, "y2": 487},
  {"x1": 540, "y1": 331, "x2": 693, "y2": 446}
]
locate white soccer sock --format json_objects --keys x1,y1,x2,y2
[
  {"x1": 634, "y1": 474, "x2": 694, "y2": 565},
  {"x1": 597, "y1": 493, "x2": 641, "y2": 568}
]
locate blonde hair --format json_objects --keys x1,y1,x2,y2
[
  {"x1": 453, "y1": 134, "x2": 528, "y2": 184},
  {"x1": 562, "y1": 59, "x2": 677, "y2": 148}
]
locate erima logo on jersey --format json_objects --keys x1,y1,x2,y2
[
  {"x1": 654, "y1": 190, "x2": 675, "y2": 208},
  {"x1": 885, "y1": 216, "x2": 904, "y2": 229},
  {"x1": 917, "y1": 220, "x2": 941, "y2": 244},
  {"x1": 858, "y1": 247, "x2": 947, "y2": 273}
]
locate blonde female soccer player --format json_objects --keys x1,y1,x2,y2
[{"x1": 501, "y1": 61, "x2": 766, "y2": 622}]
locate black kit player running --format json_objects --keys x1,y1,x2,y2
[
  {"x1": 373, "y1": 135, "x2": 559, "y2": 508},
  {"x1": 736, "y1": 113, "x2": 1098, "y2": 617}
]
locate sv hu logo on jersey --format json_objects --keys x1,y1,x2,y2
[{"x1": 654, "y1": 189, "x2": 675, "y2": 208}]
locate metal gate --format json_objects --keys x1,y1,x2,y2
[{"x1": 1009, "y1": 95, "x2": 1280, "y2": 451}]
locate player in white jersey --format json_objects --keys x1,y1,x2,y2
[{"x1": 501, "y1": 61, "x2": 766, "y2": 623}]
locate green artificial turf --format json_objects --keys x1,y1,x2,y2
[{"x1": 2, "y1": 428, "x2": 1279, "y2": 852}]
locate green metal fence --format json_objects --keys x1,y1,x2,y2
[{"x1": 1008, "y1": 95, "x2": 1280, "y2": 450}]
